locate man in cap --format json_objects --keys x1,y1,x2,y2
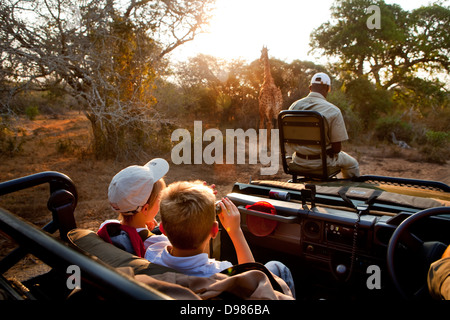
[
  {"x1": 97, "y1": 158, "x2": 169, "y2": 257},
  {"x1": 288, "y1": 73, "x2": 359, "y2": 178}
]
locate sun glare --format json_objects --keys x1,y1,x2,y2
[
  {"x1": 173, "y1": 0, "x2": 336, "y2": 63},
  {"x1": 172, "y1": 0, "x2": 439, "y2": 64}
]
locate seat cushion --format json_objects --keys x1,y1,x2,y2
[
  {"x1": 67, "y1": 229, "x2": 294, "y2": 300},
  {"x1": 67, "y1": 228, "x2": 175, "y2": 276}
]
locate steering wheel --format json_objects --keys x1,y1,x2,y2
[{"x1": 387, "y1": 206, "x2": 449, "y2": 300}]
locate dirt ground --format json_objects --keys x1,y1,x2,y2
[
  {"x1": 0, "y1": 112, "x2": 449, "y2": 278},
  {"x1": 1, "y1": 111, "x2": 449, "y2": 229}
]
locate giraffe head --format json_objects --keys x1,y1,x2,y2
[
  {"x1": 260, "y1": 46, "x2": 268, "y2": 62},
  {"x1": 259, "y1": 46, "x2": 269, "y2": 67}
]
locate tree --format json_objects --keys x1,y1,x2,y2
[
  {"x1": 170, "y1": 54, "x2": 329, "y2": 129},
  {"x1": 0, "y1": 0, "x2": 215, "y2": 158},
  {"x1": 173, "y1": 54, "x2": 260, "y2": 128},
  {"x1": 344, "y1": 77, "x2": 393, "y2": 128},
  {"x1": 310, "y1": 0, "x2": 449, "y2": 89}
]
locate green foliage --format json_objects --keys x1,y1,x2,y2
[
  {"x1": 310, "y1": 0, "x2": 449, "y2": 89},
  {"x1": 392, "y1": 77, "x2": 450, "y2": 129},
  {"x1": 172, "y1": 54, "x2": 329, "y2": 129},
  {"x1": 374, "y1": 116, "x2": 413, "y2": 142},
  {"x1": 344, "y1": 77, "x2": 393, "y2": 128},
  {"x1": 2, "y1": 0, "x2": 448, "y2": 165},
  {"x1": 327, "y1": 89, "x2": 362, "y2": 139},
  {"x1": 173, "y1": 55, "x2": 261, "y2": 128},
  {"x1": 419, "y1": 130, "x2": 450, "y2": 164},
  {"x1": 0, "y1": 124, "x2": 25, "y2": 155},
  {"x1": 425, "y1": 130, "x2": 450, "y2": 148},
  {"x1": 25, "y1": 105, "x2": 40, "y2": 120}
]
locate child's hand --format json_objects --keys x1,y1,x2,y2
[
  {"x1": 217, "y1": 197, "x2": 242, "y2": 236},
  {"x1": 217, "y1": 197, "x2": 254, "y2": 264}
]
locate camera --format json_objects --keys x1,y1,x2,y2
[{"x1": 215, "y1": 200, "x2": 222, "y2": 215}]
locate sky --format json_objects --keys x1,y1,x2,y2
[{"x1": 170, "y1": 0, "x2": 445, "y2": 64}]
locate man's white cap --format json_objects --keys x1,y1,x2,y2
[
  {"x1": 310, "y1": 72, "x2": 331, "y2": 86},
  {"x1": 108, "y1": 158, "x2": 169, "y2": 214}
]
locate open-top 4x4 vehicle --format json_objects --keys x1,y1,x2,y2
[{"x1": 0, "y1": 169, "x2": 449, "y2": 301}]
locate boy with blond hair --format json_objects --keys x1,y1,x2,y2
[
  {"x1": 145, "y1": 180, "x2": 253, "y2": 276},
  {"x1": 145, "y1": 180, "x2": 295, "y2": 297}
]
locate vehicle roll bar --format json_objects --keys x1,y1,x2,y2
[
  {"x1": 0, "y1": 171, "x2": 78, "y2": 240},
  {"x1": 0, "y1": 207, "x2": 168, "y2": 300}
]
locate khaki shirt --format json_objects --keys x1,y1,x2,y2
[
  {"x1": 288, "y1": 92, "x2": 348, "y2": 155},
  {"x1": 428, "y1": 257, "x2": 450, "y2": 300}
]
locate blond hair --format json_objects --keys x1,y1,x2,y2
[{"x1": 160, "y1": 180, "x2": 215, "y2": 250}]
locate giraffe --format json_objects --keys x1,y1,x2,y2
[{"x1": 258, "y1": 46, "x2": 283, "y2": 146}]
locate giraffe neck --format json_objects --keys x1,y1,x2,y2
[{"x1": 263, "y1": 54, "x2": 275, "y2": 85}]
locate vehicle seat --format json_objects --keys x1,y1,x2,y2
[
  {"x1": 67, "y1": 229, "x2": 293, "y2": 300},
  {"x1": 278, "y1": 110, "x2": 341, "y2": 182},
  {"x1": 67, "y1": 228, "x2": 174, "y2": 276}
]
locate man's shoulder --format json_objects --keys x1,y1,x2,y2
[
  {"x1": 290, "y1": 95, "x2": 342, "y2": 116},
  {"x1": 321, "y1": 100, "x2": 341, "y2": 114}
]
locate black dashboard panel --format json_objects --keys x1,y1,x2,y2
[
  {"x1": 218, "y1": 180, "x2": 450, "y2": 294},
  {"x1": 225, "y1": 192, "x2": 384, "y2": 261},
  {"x1": 221, "y1": 189, "x2": 421, "y2": 278}
]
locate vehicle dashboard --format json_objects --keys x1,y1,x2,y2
[{"x1": 218, "y1": 180, "x2": 450, "y2": 298}]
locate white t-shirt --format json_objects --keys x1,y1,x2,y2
[{"x1": 144, "y1": 235, "x2": 233, "y2": 277}]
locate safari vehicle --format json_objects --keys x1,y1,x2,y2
[
  {"x1": 0, "y1": 169, "x2": 449, "y2": 301},
  {"x1": 1, "y1": 169, "x2": 449, "y2": 302}
]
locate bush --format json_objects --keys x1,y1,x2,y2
[
  {"x1": 0, "y1": 125, "x2": 26, "y2": 155},
  {"x1": 327, "y1": 89, "x2": 364, "y2": 140},
  {"x1": 419, "y1": 130, "x2": 450, "y2": 164},
  {"x1": 56, "y1": 138, "x2": 79, "y2": 155},
  {"x1": 425, "y1": 130, "x2": 449, "y2": 148},
  {"x1": 345, "y1": 78, "x2": 393, "y2": 128},
  {"x1": 25, "y1": 105, "x2": 40, "y2": 120},
  {"x1": 374, "y1": 116, "x2": 413, "y2": 143}
]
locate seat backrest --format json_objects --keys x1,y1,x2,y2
[
  {"x1": 279, "y1": 111, "x2": 323, "y2": 147},
  {"x1": 278, "y1": 110, "x2": 339, "y2": 181}
]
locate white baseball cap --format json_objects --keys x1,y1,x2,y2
[
  {"x1": 310, "y1": 72, "x2": 331, "y2": 86},
  {"x1": 108, "y1": 158, "x2": 169, "y2": 214}
]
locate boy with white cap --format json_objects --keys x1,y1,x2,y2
[{"x1": 97, "y1": 158, "x2": 169, "y2": 257}]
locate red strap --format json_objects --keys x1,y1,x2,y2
[{"x1": 97, "y1": 222, "x2": 146, "y2": 257}]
